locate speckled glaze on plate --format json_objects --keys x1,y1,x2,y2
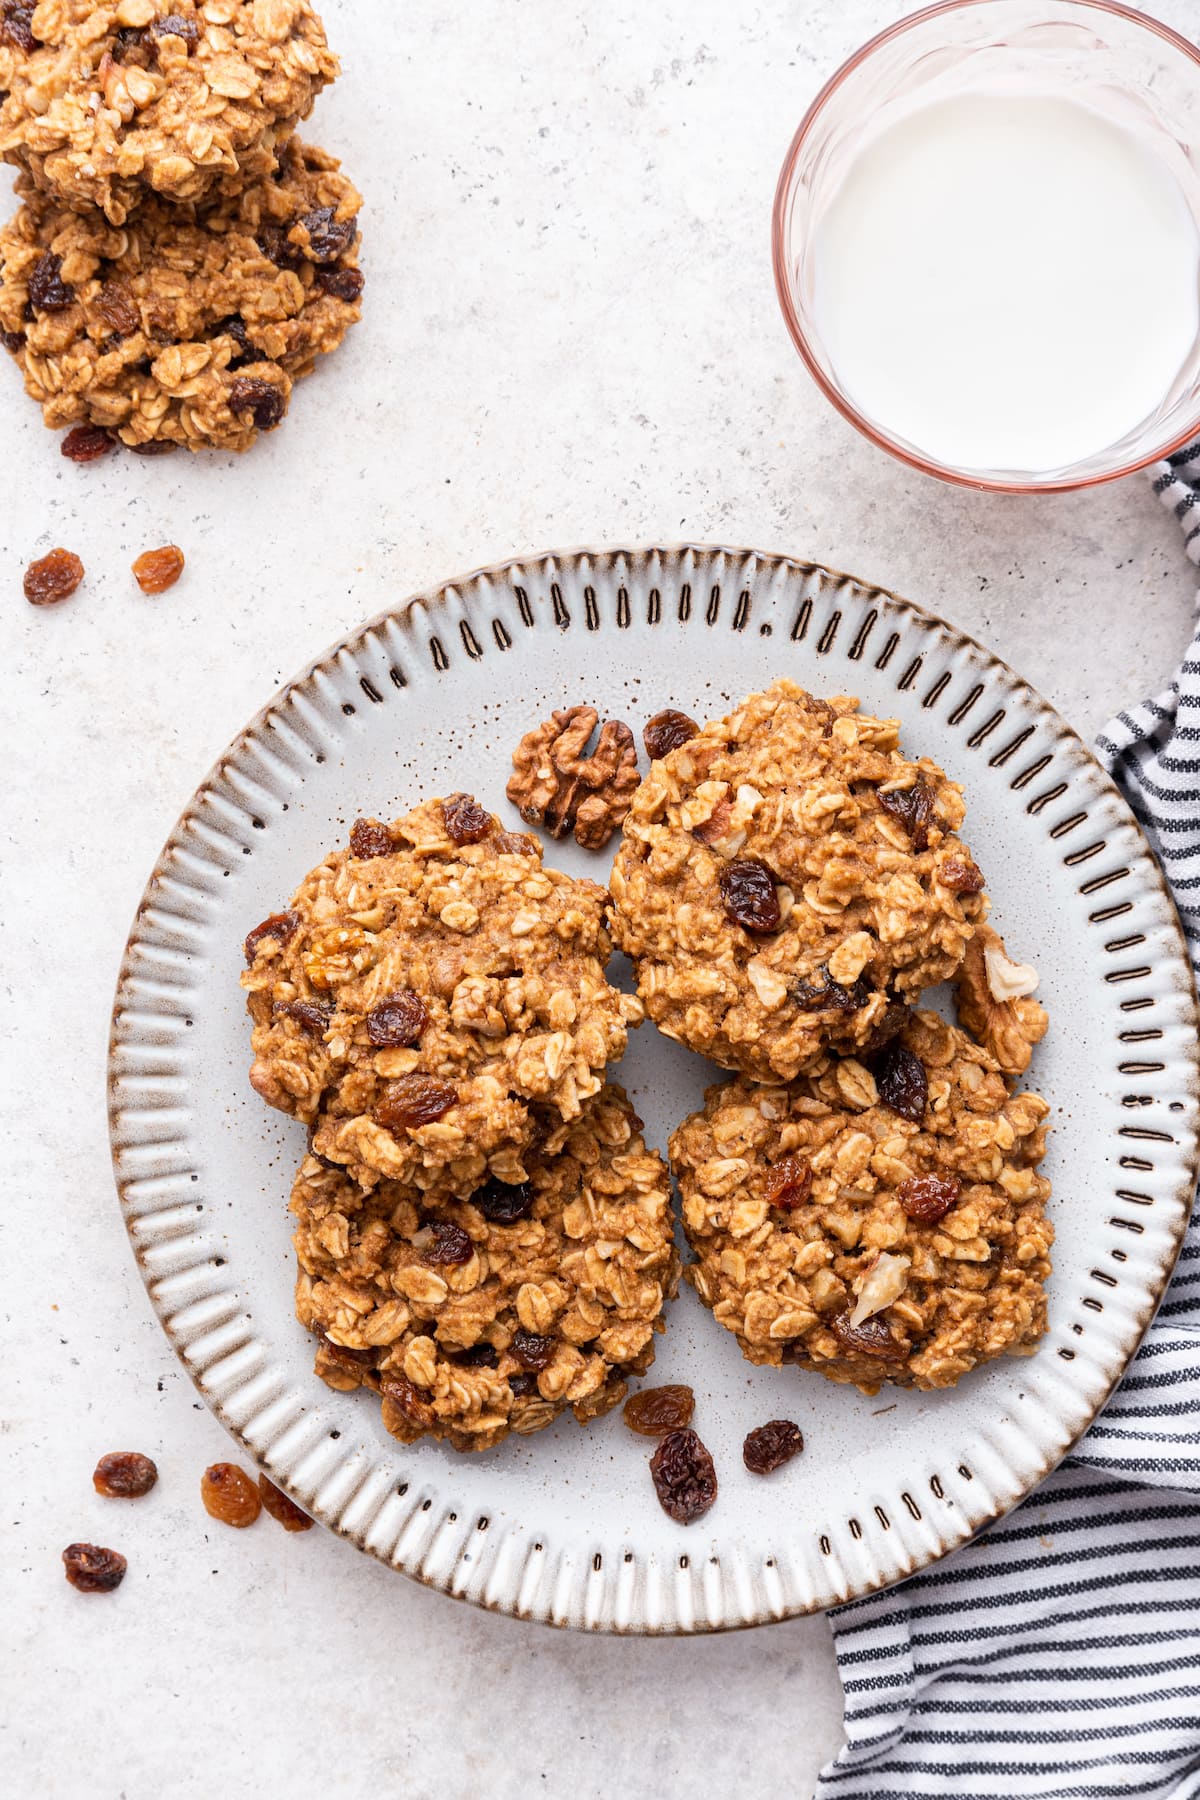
[{"x1": 108, "y1": 546, "x2": 1199, "y2": 1633}]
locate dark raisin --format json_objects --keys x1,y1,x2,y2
[
  {"x1": 132, "y1": 545, "x2": 185, "y2": 594},
  {"x1": 366, "y1": 991, "x2": 428, "y2": 1048},
  {"x1": 89, "y1": 278, "x2": 139, "y2": 339},
  {"x1": 832, "y1": 1310, "x2": 907, "y2": 1361},
  {"x1": 111, "y1": 24, "x2": 152, "y2": 64},
  {"x1": 257, "y1": 225, "x2": 304, "y2": 272},
  {"x1": 229, "y1": 376, "x2": 285, "y2": 432},
  {"x1": 442, "y1": 792, "x2": 492, "y2": 845},
  {"x1": 316, "y1": 266, "x2": 365, "y2": 302},
  {"x1": 314, "y1": 1327, "x2": 374, "y2": 1365},
  {"x1": 510, "y1": 1329, "x2": 555, "y2": 1371},
  {"x1": 743, "y1": 1419, "x2": 804, "y2": 1474},
  {"x1": 622, "y1": 1384, "x2": 695, "y2": 1436},
  {"x1": 874, "y1": 1040, "x2": 928, "y2": 1124},
  {"x1": 899, "y1": 1172, "x2": 961, "y2": 1224},
  {"x1": 0, "y1": 2, "x2": 38, "y2": 52},
  {"x1": 349, "y1": 818, "x2": 394, "y2": 859},
  {"x1": 649, "y1": 1428, "x2": 718, "y2": 1525},
  {"x1": 1, "y1": 329, "x2": 24, "y2": 353},
  {"x1": 63, "y1": 1543, "x2": 126, "y2": 1592},
  {"x1": 258, "y1": 1476, "x2": 312, "y2": 1533},
  {"x1": 27, "y1": 252, "x2": 75, "y2": 312},
  {"x1": 243, "y1": 910, "x2": 300, "y2": 963},
  {"x1": 508, "y1": 1372, "x2": 538, "y2": 1396},
  {"x1": 644, "y1": 708, "x2": 700, "y2": 760},
  {"x1": 424, "y1": 1220, "x2": 473, "y2": 1266},
  {"x1": 24, "y1": 548, "x2": 84, "y2": 606},
  {"x1": 274, "y1": 998, "x2": 331, "y2": 1037},
  {"x1": 941, "y1": 857, "x2": 986, "y2": 894},
  {"x1": 210, "y1": 314, "x2": 264, "y2": 368},
  {"x1": 61, "y1": 425, "x2": 115, "y2": 463},
  {"x1": 150, "y1": 13, "x2": 199, "y2": 47},
  {"x1": 878, "y1": 778, "x2": 934, "y2": 851},
  {"x1": 298, "y1": 207, "x2": 358, "y2": 263},
  {"x1": 376, "y1": 1074, "x2": 458, "y2": 1131},
  {"x1": 93, "y1": 1452, "x2": 158, "y2": 1498},
  {"x1": 473, "y1": 1179, "x2": 532, "y2": 1224},
  {"x1": 862, "y1": 1001, "x2": 911, "y2": 1053},
  {"x1": 127, "y1": 438, "x2": 177, "y2": 456},
  {"x1": 200, "y1": 1463, "x2": 261, "y2": 1527},
  {"x1": 793, "y1": 965, "x2": 870, "y2": 1012},
  {"x1": 763, "y1": 1154, "x2": 813, "y2": 1210},
  {"x1": 380, "y1": 1375, "x2": 435, "y2": 1427},
  {"x1": 719, "y1": 857, "x2": 781, "y2": 934},
  {"x1": 457, "y1": 1343, "x2": 499, "y2": 1369}
]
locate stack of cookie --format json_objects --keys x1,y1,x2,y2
[
  {"x1": 0, "y1": 1, "x2": 362, "y2": 453},
  {"x1": 609, "y1": 680, "x2": 1055, "y2": 1396},
  {"x1": 240, "y1": 796, "x2": 679, "y2": 1452}
]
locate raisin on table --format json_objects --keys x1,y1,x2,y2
[
  {"x1": 24, "y1": 549, "x2": 84, "y2": 606},
  {"x1": 200, "y1": 1462, "x2": 262, "y2": 1528},
  {"x1": 623, "y1": 1384, "x2": 695, "y2": 1437},
  {"x1": 93, "y1": 1451, "x2": 158, "y2": 1498},
  {"x1": 61, "y1": 426, "x2": 115, "y2": 463},
  {"x1": 132, "y1": 545, "x2": 185, "y2": 595},
  {"x1": 743, "y1": 1420, "x2": 804, "y2": 1475},
  {"x1": 63, "y1": 1543, "x2": 126, "y2": 1592},
  {"x1": 649, "y1": 1428, "x2": 718, "y2": 1525},
  {"x1": 258, "y1": 1476, "x2": 313, "y2": 1533},
  {"x1": 719, "y1": 858, "x2": 781, "y2": 934},
  {"x1": 644, "y1": 709, "x2": 699, "y2": 760}
]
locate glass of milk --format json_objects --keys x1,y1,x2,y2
[{"x1": 772, "y1": 0, "x2": 1200, "y2": 491}]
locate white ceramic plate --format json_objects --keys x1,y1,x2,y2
[{"x1": 109, "y1": 546, "x2": 1199, "y2": 1633}]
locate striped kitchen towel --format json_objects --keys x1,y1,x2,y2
[{"x1": 816, "y1": 446, "x2": 1200, "y2": 1800}]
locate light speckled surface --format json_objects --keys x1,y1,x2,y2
[{"x1": 3, "y1": 3, "x2": 1198, "y2": 1796}]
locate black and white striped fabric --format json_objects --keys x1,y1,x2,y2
[{"x1": 816, "y1": 449, "x2": 1200, "y2": 1800}]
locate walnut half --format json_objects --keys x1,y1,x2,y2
[
  {"x1": 507, "y1": 705, "x2": 640, "y2": 850},
  {"x1": 954, "y1": 925, "x2": 1048, "y2": 1077}
]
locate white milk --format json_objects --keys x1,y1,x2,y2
[{"x1": 809, "y1": 94, "x2": 1200, "y2": 474}]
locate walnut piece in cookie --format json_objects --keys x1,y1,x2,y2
[
  {"x1": 241, "y1": 795, "x2": 641, "y2": 1199},
  {"x1": 292, "y1": 1084, "x2": 679, "y2": 1453},
  {"x1": 610, "y1": 681, "x2": 988, "y2": 1082},
  {"x1": 954, "y1": 924, "x2": 1048, "y2": 1078},
  {"x1": 507, "y1": 705, "x2": 640, "y2": 849},
  {"x1": 0, "y1": 139, "x2": 362, "y2": 453},
  {"x1": 0, "y1": 1, "x2": 339, "y2": 224},
  {"x1": 670, "y1": 1008, "x2": 1053, "y2": 1395}
]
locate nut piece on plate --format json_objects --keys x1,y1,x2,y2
[
  {"x1": 954, "y1": 923, "x2": 1048, "y2": 1078},
  {"x1": 240, "y1": 794, "x2": 641, "y2": 1199},
  {"x1": 0, "y1": 139, "x2": 363, "y2": 453},
  {"x1": 0, "y1": 1, "x2": 339, "y2": 224},
  {"x1": 292, "y1": 1083, "x2": 679, "y2": 1453},
  {"x1": 507, "y1": 705, "x2": 640, "y2": 849},
  {"x1": 609, "y1": 681, "x2": 989, "y2": 1083},
  {"x1": 670, "y1": 1008, "x2": 1053, "y2": 1395}
]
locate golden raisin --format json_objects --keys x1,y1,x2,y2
[
  {"x1": 622, "y1": 1384, "x2": 695, "y2": 1436},
  {"x1": 763, "y1": 1155, "x2": 813, "y2": 1210},
  {"x1": 258, "y1": 1476, "x2": 313, "y2": 1533},
  {"x1": 200, "y1": 1462, "x2": 262, "y2": 1528},
  {"x1": 24, "y1": 548, "x2": 83, "y2": 606},
  {"x1": 132, "y1": 545, "x2": 185, "y2": 595},
  {"x1": 93, "y1": 1451, "x2": 158, "y2": 1498}
]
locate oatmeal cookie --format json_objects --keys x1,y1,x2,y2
[
  {"x1": 0, "y1": 138, "x2": 362, "y2": 451},
  {"x1": 670, "y1": 1009, "x2": 1053, "y2": 1394},
  {"x1": 0, "y1": 1, "x2": 338, "y2": 224},
  {"x1": 242, "y1": 796, "x2": 642, "y2": 1198},
  {"x1": 610, "y1": 681, "x2": 988, "y2": 1082},
  {"x1": 293, "y1": 1084, "x2": 679, "y2": 1452}
]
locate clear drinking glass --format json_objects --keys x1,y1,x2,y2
[{"x1": 772, "y1": 0, "x2": 1200, "y2": 492}]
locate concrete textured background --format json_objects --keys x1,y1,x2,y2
[{"x1": 3, "y1": 2, "x2": 1198, "y2": 1795}]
